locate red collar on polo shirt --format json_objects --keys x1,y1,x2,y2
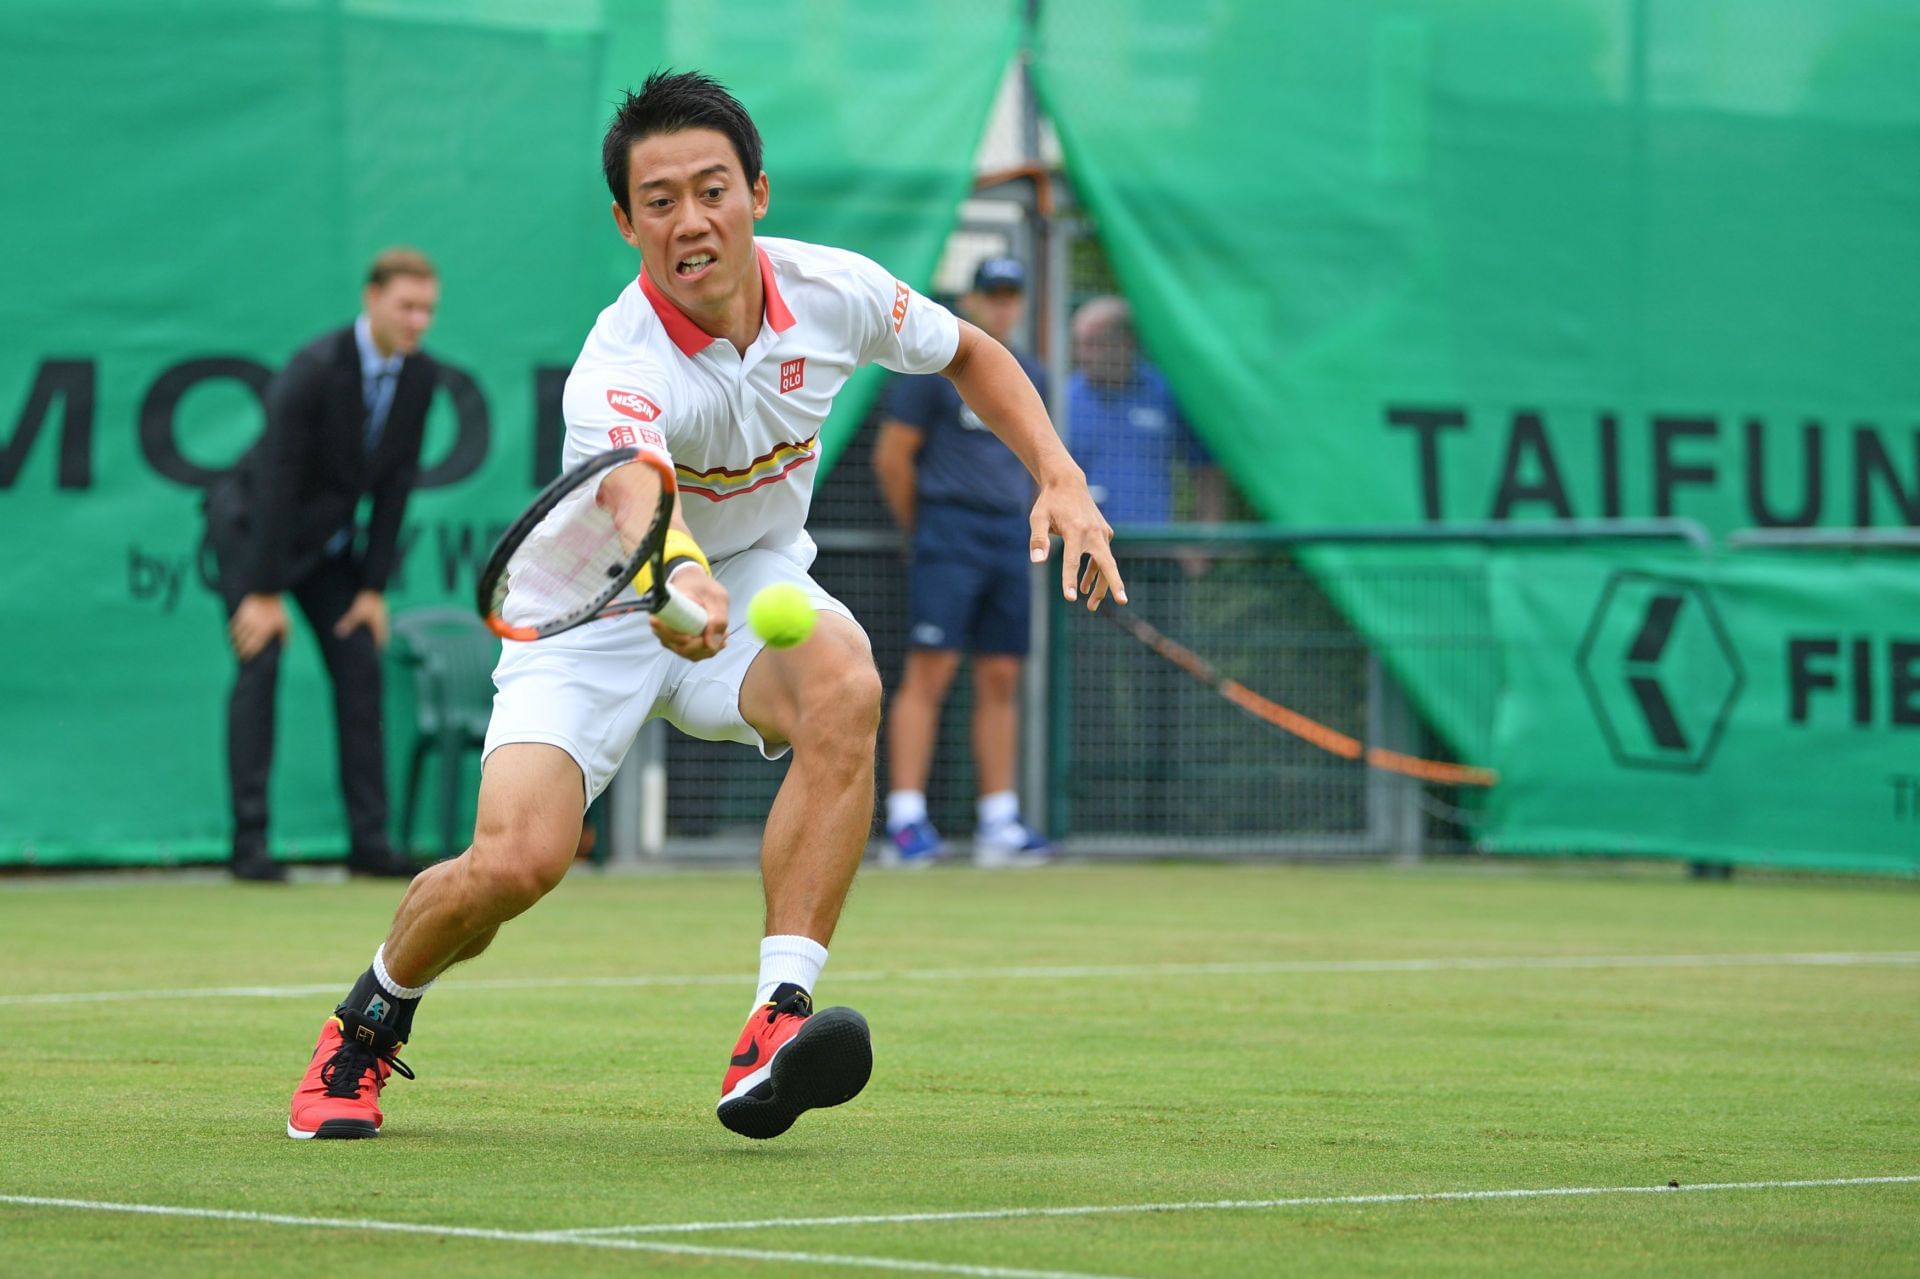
[{"x1": 639, "y1": 244, "x2": 796, "y2": 358}]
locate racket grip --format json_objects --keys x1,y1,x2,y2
[{"x1": 655, "y1": 580, "x2": 709, "y2": 635}]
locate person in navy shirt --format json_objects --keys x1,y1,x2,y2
[
  {"x1": 873, "y1": 257, "x2": 1053, "y2": 867},
  {"x1": 1066, "y1": 296, "x2": 1224, "y2": 531}
]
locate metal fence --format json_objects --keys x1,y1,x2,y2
[
  {"x1": 1049, "y1": 539, "x2": 1481, "y2": 859},
  {"x1": 600, "y1": 499, "x2": 1713, "y2": 862},
  {"x1": 615, "y1": 520, "x2": 1480, "y2": 862},
  {"x1": 611, "y1": 515, "x2": 1479, "y2": 864}
]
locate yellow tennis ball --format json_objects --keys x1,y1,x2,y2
[{"x1": 748, "y1": 583, "x2": 817, "y2": 648}]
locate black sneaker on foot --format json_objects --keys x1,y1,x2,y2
[{"x1": 716, "y1": 983, "x2": 872, "y2": 1140}]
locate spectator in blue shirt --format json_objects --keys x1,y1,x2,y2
[
  {"x1": 1066, "y1": 297, "x2": 1226, "y2": 837},
  {"x1": 873, "y1": 257, "x2": 1052, "y2": 868},
  {"x1": 1066, "y1": 296, "x2": 1224, "y2": 535}
]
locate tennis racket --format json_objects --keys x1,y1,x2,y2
[{"x1": 477, "y1": 447, "x2": 708, "y2": 641}]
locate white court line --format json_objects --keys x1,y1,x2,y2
[
  {"x1": 5, "y1": 1177, "x2": 1914, "y2": 1276},
  {"x1": 4, "y1": 951, "x2": 1917, "y2": 1008},
  {"x1": 545, "y1": 1174, "x2": 1920, "y2": 1237},
  {"x1": 0, "y1": 1195, "x2": 1132, "y2": 1279}
]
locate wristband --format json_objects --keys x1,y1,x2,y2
[
  {"x1": 633, "y1": 529, "x2": 710, "y2": 594},
  {"x1": 661, "y1": 529, "x2": 710, "y2": 575}
]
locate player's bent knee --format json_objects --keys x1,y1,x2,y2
[
  {"x1": 461, "y1": 742, "x2": 586, "y2": 916},
  {"x1": 467, "y1": 816, "x2": 579, "y2": 917},
  {"x1": 799, "y1": 659, "x2": 882, "y2": 740},
  {"x1": 806, "y1": 652, "x2": 879, "y2": 722},
  {"x1": 463, "y1": 842, "x2": 573, "y2": 918}
]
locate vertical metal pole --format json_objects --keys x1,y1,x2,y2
[
  {"x1": 1364, "y1": 652, "x2": 1423, "y2": 861},
  {"x1": 605, "y1": 733, "x2": 639, "y2": 863},
  {"x1": 1018, "y1": 8, "x2": 1057, "y2": 836},
  {"x1": 639, "y1": 718, "x2": 667, "y2": 857},
  {"x1": 606, "y1": 717, "x2": 668, "y2": 863}
]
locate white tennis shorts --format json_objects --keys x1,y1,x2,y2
[{"x1": 482, "y1": 545, "x2": 859, "y2": 804}]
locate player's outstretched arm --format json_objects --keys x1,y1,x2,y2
[
  {"x1": 598, "y1": 459, "x2": 730, "y2": 659},
  {"x1": 941, "y1": 321, "x2": 1127, "y2": 609}
]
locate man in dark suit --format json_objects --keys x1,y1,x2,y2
[{"x1": 203, "y1": 247, "x2": 441, "y2": 882}]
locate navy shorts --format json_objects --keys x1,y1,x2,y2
[{"x1": 907, "y1": 502, "x2": 1032, "y2": 655}]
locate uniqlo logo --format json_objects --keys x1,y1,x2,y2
[
  {"x1": 608, "y1": 425, "x2": 637, "y2": 448},
  {"x1": 606, "y1": 388, "x2": 662, "y2": 422},
  {"x1": 779, "y1": 357, "x2": 805, "y2": 394},
  {"x1": 890, "y1": 281, "x2": 910, "y2": 332}
]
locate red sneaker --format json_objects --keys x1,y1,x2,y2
[
  {"x1": 716, "y1": 983, "x2": 871, "y2": 1140},
  {"x1": 287, "y1": 1010, "x2": 413, "y2": 1140}
]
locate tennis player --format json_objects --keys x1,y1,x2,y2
[{"x1": 287, "y1": 70, "x2": 1123, "y2": 1141}]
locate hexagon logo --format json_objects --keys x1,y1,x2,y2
[{"x1": 1576, "y1": 571, "x2": 1744, "y2": 772}]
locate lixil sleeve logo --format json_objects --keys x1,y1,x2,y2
[{"x1": 1576, "y1": 572, "x2": 1744, "y2": 772}]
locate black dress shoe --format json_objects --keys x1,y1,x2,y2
[
  {"x1": 345, "y1": 845, "x2": 419, "y2": 879},
  {"x1": 231, "y1": 849, "x2": 289, "y2": 883}
]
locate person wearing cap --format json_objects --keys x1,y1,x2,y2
[{"x1": 873, "y1": 256, "x2": 1053, "y2": 868}]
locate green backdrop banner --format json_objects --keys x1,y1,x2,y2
[
  {"x1": 11, "y1": 1, "x2": 1920, "y2": 869},
  {"x1": 1487, "y1": 550, "x2": 1920, "y2": 875},
  {"x1": 1036, "y1": 1, "x2": 1920, "y2": 866},
  {"x1": 0, "y1": 0, "x2": 1015, "y2": 864},
  {"x1": 1036, "y1": 0, "x2": 1920, "y2": 532}
]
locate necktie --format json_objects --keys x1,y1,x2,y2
[{"x1": 364, "y1": 366, "x2": 396, "y2": 453}]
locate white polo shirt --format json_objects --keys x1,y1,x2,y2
[{"x1": 561, "y1": 235, "x2": 960, "y2": 568}]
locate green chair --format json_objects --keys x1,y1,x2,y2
[{"x1": 390, "y1": 607, "x2": 500, "y2": 862}]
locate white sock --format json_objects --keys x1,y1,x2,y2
[
  {"x1": 977, "y1": 790, "x2": 1020, "y2": 833},
  {"x1": 755, "y1": 934, "x2": 828, "y2": 1008},
  {"x1": 371, "y1": 944, "x2": 434, "y2": 999},
  {"x1": 886, "y1": 789, "x2": 927, "y2": 832}
]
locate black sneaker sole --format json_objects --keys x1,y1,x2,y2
[
  {"x1": 717, "y1": 1007, "x2": 872, "y2": 1140},
  {"x1": 288, "y1": 1118, "x2": 380, "y2": 1140}
]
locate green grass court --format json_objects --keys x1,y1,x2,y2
[{"x1": 2, "y1": 861, "x2": 1916, "y2": 1277}]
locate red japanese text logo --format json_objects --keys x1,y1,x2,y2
[
  {"x1": 609, "y1": 424, "x2": 667, "y2": 451},
  {"x1": 780, "y1": 357, "x2": 806, "y2": 394},
  {"x1": 606, "y1": 388, "x2": 662, "y2": 422}
]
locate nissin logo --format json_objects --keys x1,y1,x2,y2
[{"x1": 606, "y1": 388, "x2": 662, "y2": 422}]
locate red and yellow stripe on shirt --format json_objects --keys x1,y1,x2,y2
[{"x1": 675, "y1": 433, "x2": 819, "y2": 501}]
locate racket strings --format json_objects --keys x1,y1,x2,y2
[{"x1": 496, "y1": 490, "x2": 632, "y2": 630}]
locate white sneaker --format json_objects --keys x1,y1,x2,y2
[{"x1": 973, "y1": 822, "x2": 1053, "y2": 869}]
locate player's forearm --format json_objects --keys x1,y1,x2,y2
[
  {"x1": 598, "y1": 457, "x2": 671, "y2": 557},
  {"x1": 944, "y1": 324, "x2": 1082, "y2": 489}
]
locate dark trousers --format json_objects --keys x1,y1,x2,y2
[{"x1": 208, "y1": 524, "x2": 390, "y2": 861}]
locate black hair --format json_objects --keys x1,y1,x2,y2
[{"x1": 602, "y1": 70, "x2": 764, "y2": 213}]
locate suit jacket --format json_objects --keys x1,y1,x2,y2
[{"x1": 210, "y1": 326, "x2": 436, "y2": 597}]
